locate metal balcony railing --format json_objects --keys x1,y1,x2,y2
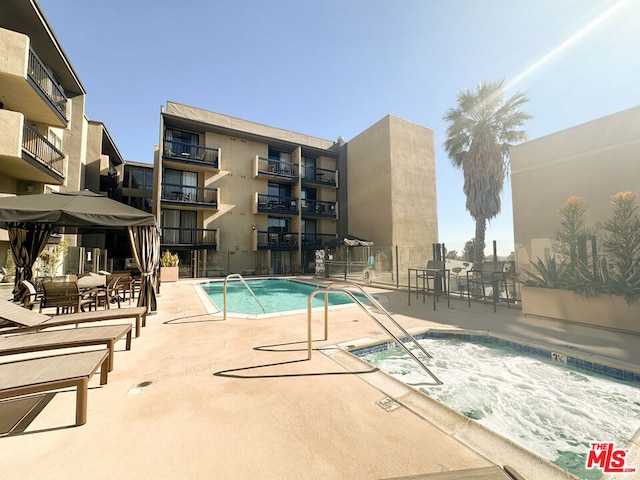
[
  {"x1": 257, "y1": 231, "x2": 299, "y2": 249},
  {"x1": 22, "y1": 123, "x2": 65, "y2": 177},
  {"x1": 301, "y1": 166, "x2": 337, "y2": 186},
  {"x1": 301, "y1": 233, "x2": 337, "y2": 249},
  {"x1": 256, "y1": 194, "x2": 298, "y2": 215},
  {"x1": 161, "y1": 183, "x2": 218, "y2": 207},
  {"x1": 163, "y1": 140, "x2": 219, "y2": 168},
  {"x1": 301, "y1": 199, "x2": 336, "y2": 217},
  {"x1": 28, "y1": 48, "x2": 67, "y2": 119},
  {"x1": 161, "y1": 227, "x2": 218, "y2": 247},
  {"x1": 257, "y1": 157, "x2": 298, "y2": 178}
]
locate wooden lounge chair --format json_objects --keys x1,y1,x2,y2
[
  {"x1": 0, "y1": 349, "x2": 109, "y2": 426},
  {"x1": 0, "y1": 300, "x2": 147, "y2": 338},
  {"x1": 0, "y1": 324, "x2": 133, "y2": 372}
]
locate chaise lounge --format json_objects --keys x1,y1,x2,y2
[
  {"x1": 0, "y1": 300, "x2": 147, "y2": 338},
  {"x1": 0, "y1": 349, "x2": 109, "y2": 426},
  {"x1": 0, "y1": 324, "x2": 132, "y2": 372}
]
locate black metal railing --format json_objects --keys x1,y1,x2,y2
[
  {"x1": 161, "y1": 227, "x2": 218, "y2": 246},
  {"x1": 301, "y1": 233, "x2": 337, "y2": 248},
  {"x1": 301, "y1": 199, "x2": 337, "y2": 217},
  {"x1": 301, "y1": 166, "x2": 337, "y2": 186},
  {"x1": 161, "y1": 183, "x2": 218, "y2": 207},
  {"x1": 22, "y1": 123, "x2": 65, "y2": 177},
  {"x1": 107, "y1": 161, "x2": 118, "y2": 177},
  {"x1": 28, "y1": 48, "x2": 67, "y2": 119},
  {"x1": 256, "y1": 194, "x2": 298, "y2": 215},
  {"x1": 257, "y1": 157, "x2": 298, "y2": 177},
  {"x1": 163, "y1": 139, "x2": 219, "y2": 168},
  {"x1": 257, "y1": 231, "x2": 299, "y2": 249}
]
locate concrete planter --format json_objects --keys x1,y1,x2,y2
[
  {"x1": 160, "y1": 266, "x2": 179, "y2": 283},
  {"x1": 521, "y1": 285, "x2": 640, "y2": 334}
]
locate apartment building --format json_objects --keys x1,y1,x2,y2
[
  {"x1": 0, "y1": 0, "x2": 125, "y2": 272},
  {"x1": 156, "y1": 102, "x2": 438, "y2": 278},
  {"x1": 511, "y1": 105, "x2": 640, "y2": 274}
]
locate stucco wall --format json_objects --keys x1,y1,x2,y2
[
  {"x1": 510, "y1": 105, "x2": 640, "y2": 273},
  {"x1": 346, "y1": 115, "x2": 437, "y2": 248},
  {"x1": 0, "y1": 28, "x2": 28, "y2": 79}
]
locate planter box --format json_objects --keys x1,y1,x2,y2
[
  {"x1": 521, "y1": 285, "x2": 640, "y2": 334},
  {"x1": 160, "y1": 266, "x2": 179, "y2": 283}
]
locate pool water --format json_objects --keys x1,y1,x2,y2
[
  {"x1": 356, "y1": 337, "x2": 640, "y2": 480},
  {"x1": 201, "y1": 278, "x2": 359, "y2": 314}
]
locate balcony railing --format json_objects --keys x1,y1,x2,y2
[
  {"x1": 257, "y1": 231, "x2": 299, "y2": 250},
  {"x1": 301, "y1": 199, "x2": 336, "y2": 217},
  {"x1": 257, "y1": 194, "x2": 298, "y2": 215},
  {"x1": 301, "y1": 233, "x2": 337, "y2": 249},
  {"x1": 301, "y1": 166, "x2": 337, "y2": 186},
  {"x1": 22, "y1": 123, "x2": 65, "y2": 177},
  {"x1": 28, "y1": 48, "x2": 67, "y2": 119},
  {"x1": 257, "y1": 157, "x2": 298, "y2": 178},
  {"x1": 161, "y1": 227, "x2": 218, "y2": 247},
  {"x1": 163, "y1": 140, "x2": 219, "y2": 169},
  {"x1": 161, "y1": 183, "x2": 218, "y2": 208}
]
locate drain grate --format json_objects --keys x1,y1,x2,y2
[{"x1": 376, "y1": 397, "x2": 401, "y2": 412}]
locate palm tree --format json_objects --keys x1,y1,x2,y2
[{"x1": 443, "y1": 80, "x2": 531, "y2": 267}]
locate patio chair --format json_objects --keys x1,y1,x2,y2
[
  {"x1": 19, "y1": 280, "x2": 41, "y2": 310},
  {"x1": 40, "y1": 281, "x2": 97, "y2": 314},
  {"x1": 0, "y1": 323, "x2": 133, "y2": 372},
  {"x1": 0, "y1": 349, "x2": 110, "y2": 426},
  {"x1": 466, "y1": 261, "x2": 509, "y2": 312},
  {"x1": 95, "y1": 275, "x2": 122, "y2": 309}
]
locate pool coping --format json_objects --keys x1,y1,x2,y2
[{"x1": 323, "y1": 326, "x2": 640, "y2": 480}]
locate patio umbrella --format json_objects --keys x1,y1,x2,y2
[
  {"x1": 0, "y1": 191, "x2": 159, "y2": 311},
  {"x1": 325, "y1": 234, "x2": 374, "y2": 248}
]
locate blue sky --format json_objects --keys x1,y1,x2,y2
[{"x1": 38, "y1": 0, "x2": 640, "y2": 256}]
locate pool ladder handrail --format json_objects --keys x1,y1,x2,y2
[
  {"x1": 223, "y1": 274, "x2": 265, "y2": 320},
  {"x1": 307, "y1": 287, "x2": 443, "y2": 385},
  {"x1": 327, "y1": 281, "x2": 435, "y2": 361}
]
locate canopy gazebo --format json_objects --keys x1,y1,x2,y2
[
  {"x1": 0, "y1": 191, "x2": 160, "y2": 312},
  {"x1": 323, "y1": 234, "x2": 374, "y2": 281}
]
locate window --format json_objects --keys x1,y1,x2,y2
[
  {"x1": 268, "y1": 183, "x2": 291, "y2": 199},
  {"x1": 268, "y1": 217, "x2": 289, "y2": 233},
  {"x1": 163, "y1": 209, "x2": 198, "y2": 244},
  {"x1": 129, "y1": 169, "x2": 154, "y2": 190},
  {"x1": 165, "y1": 129, "x2": 199, "y2": 157},
  {"x1": 47, "y1": 129, "x2": 62, "y2": 151}
]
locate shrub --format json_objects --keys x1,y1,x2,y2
[{"x1": 161, "y1": 250, "x2": 179, "y2": 267}]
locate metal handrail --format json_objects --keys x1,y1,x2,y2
[
  {"x1": 307, "y1": 288, "x2": 442, "y2": 385},
  {"x1": 223, "y1": 274, "x2": 265, "y2": 319},
  {"x1": 327, "y1": 281, "x2": 433, "y2": 360}
]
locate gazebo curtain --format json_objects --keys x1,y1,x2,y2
[
  {"x1": 128, "y1": 225, "x2": 160, "y2": 313},
  {"x1": 8, "y1": 222, "x2": 53, "y2": 301}
]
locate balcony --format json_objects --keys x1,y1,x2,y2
[
  {"x1": 255, "y1": 156, "x2": 298, "y2": 183},
  {"x1": 0, "y1": 28, "x2": 69, "y2": 127},
  {"x1": 301, "y1": 199, "x2": 337, "y2": 219},
  {"x1": 255, "y1": 194, "x2": 298, "y2": 216},
  {"x1": 161, "y1": 227, "x2": 219, "y2": 250},
  {"x1": 301, "y1": 166, "x2": 337, "y2": 187},
  {"x1": 161, "y1": 183, "x2": 219, "y2": 209},
  {"x1": 257, "y1": 231, "x2": 299, "y2": 250},
  {"x1": 163, "y1": 140, "x2": 220, "y2": 171},
  {"x1": 27, "y1": 48, "x2": 67, "y2": 123},
  {"x1": 301, "y1": 233, "x2": 338, "y2": 249}
]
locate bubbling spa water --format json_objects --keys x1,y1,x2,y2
[{"x1": 357, "y1": 337, "x2": 640, "y2": 480}]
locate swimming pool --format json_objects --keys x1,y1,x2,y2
[
  {"x1": 351, "y1": 331, "x2": 640, "y2": 480},
  {"x1": 199, "y1": 278, "x2": 360, "y2": 315}
]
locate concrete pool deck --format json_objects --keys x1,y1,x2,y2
[{"x1": 0, "y1": 278, "x2": 637, "y2": 479}]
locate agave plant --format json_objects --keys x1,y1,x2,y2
[{"x1": 523, "y1": 256, "x2": 568, "y2": 289}]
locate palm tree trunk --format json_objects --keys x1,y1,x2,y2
[{"x1": 474, "y1": 217, "x2": 486, "y2": 268}]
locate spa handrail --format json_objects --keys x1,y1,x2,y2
[
  {"x1": 307, "y1": 288, "x2": 442, "y2": 385},
  {"x1": 327, "y1": 281, "x2": 433, "y2": 360},
  {"x1": 223, "y1": 274, "x2": 265, "y2": 319}
]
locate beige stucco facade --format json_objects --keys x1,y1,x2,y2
[
  {"x1": 156, "y1": 104, "x2": 438, "y2": 277},
  {"x1": 510, "y1": 105, "x2": 640, "y2": 274},
  {"x1": 346, "y1": 115, "x2": 437, "y2": 249}
]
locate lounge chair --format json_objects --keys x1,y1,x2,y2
[
  {"x1": 0, "y1": 324, "x2": 132, "y2": 372},
  {"x1": 0, "y1": 300, "x2": 147, "y2": 337},
  {"x1": 0, "y1": 349, "x2": 109, "y2": 426}
]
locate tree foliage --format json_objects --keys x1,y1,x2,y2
[{"x1": 443, "y1": 80, "x2": 531, "y2": 267}]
